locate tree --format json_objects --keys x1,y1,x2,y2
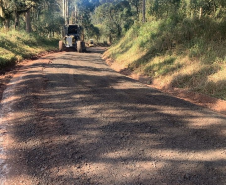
[
  {"x1": 86, "y1": 23, "x2": 100, "y2": 40},
  {"x1": 0, "y1": 0, "x2": 64, "y2": 34},
  {"x1": 0, "y1": 0, "x2": 14, "y2": 29},
  {"x1": 71, "y1": 0, "x2": 99, "y2": 39},
  {"x1": 94, "y1": 1, "x2": 133, "y2": 42},
  {"x1": 128, "y1": 0, "x2": 141, "y2": 19}
]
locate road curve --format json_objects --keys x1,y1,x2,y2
[{"x1": 0, "y1": 47, "x2": 226, "y2": 185}]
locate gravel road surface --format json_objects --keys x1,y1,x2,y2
[{"x1": 0, "y1": 47, "x2": 226, "y2": 185}]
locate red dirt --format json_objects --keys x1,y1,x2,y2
[{"x1": 0, "y1": 51, "x2": 58, "y2": 104}]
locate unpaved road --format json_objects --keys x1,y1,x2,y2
[{"x1": 0, "y1": 47, "x2": 226, "y2": 185}]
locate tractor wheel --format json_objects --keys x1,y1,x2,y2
[
  {"x1": 77, "y1": 41, "x2": 82, "y2": 53},
  {"x1": 59, "y1": 41, "x2": 64, "y2": 51},
  {"x1": 81, "y1": 41, "x2": 86, "y2": 52}
]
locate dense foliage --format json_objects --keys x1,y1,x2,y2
[
  {"x1": 0, "y1": 0, "x2": 64, "y2": 35},
  {"x1": 1, "y1": 0, "x2": 226, "y2": 40}
]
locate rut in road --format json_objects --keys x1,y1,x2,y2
[{"x1": 1, "y1": 48, "x2": 226, "y2": 185}]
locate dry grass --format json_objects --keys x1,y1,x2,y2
[
  {"x1": 104, "y1": 20, "x2": 226, "y2": 100},
  {"x1": 0, "y1": 30, "x2": 58, "y2": 69}
]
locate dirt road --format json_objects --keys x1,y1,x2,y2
[{"x1": 0, "y1": 47, "x2": 226, "y2": 185}]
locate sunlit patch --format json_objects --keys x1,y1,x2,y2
[
  {"x1": 79, "y1": 160, "x2": 166, "y2": 184},
  {"x1": 188, "y1": 117, "x2": 224, "y2": 127},
  {"x1": 5, "y1": 174, "x2": 39, "y2": 185},
  {"x1": 136, "y1": 161, "x2": 166, "y2": 170},
  {"x1": 212, "y1": 100, "x2": 226, "y2": 112},
  {"x1": 1, "y1": 96, "x2": 20, "y2": 104},
  {"x1": 1, "y1": 112, "x2": 33, "y2": 123},
  {"x1": 159, "y1": 107, "x2": 225, "y2": 127},
  {"x1": 101, "y1": 149, "x2": 131, "y2": 159},
  {"x1": 208, "y1": 67, "x2": 226, "y2": 83},
  {"x1": 147, "y1": 149, "x2": 226, "y2": 162},
  {"x1": 220, "y1": 129, "x2": 226, "y2": 137}
]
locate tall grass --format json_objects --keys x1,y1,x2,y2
[
  {"x1": 0, "y1": 30, "x2": 58, "y2": 69},
  {"x1": 104, "y1": 16, "x2": 226, "y2": 100}
]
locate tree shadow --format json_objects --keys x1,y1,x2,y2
[
  {"x1": 170, "y1": 64, "x2": 226, "y2": 99},
  {"x1": 1, "y1": 51, "x2": 226, "y2": 184}
]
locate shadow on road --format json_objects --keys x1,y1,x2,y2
[{"x1": 1, "y1": 50, "x2": 226, "y2": 184}]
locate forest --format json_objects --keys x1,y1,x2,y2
[
  {"x1": 1, "y1": 0, "x2": 226, "y2": 99},
  {"x1": 1, "y1": 0, "x2": 225, "y2": 41}
]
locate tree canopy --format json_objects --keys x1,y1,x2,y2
[{"x1": 0, "y1": 0, "x2": 225, "y2": 41}]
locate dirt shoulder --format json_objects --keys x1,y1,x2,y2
[
  {"x1": 105, "y1": 58, "x2": 226, "y2": 116},
  {"x1": 0, "y1": 51, "x2": 57, "y2": 104}
]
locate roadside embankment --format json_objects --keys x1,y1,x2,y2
[
  {"x1": 0, "y1": 30, "x2": 58, "y2": 71},
  {"x1": 103, "y1": 18, "x2": 226, "y2": 115},
  {"x1": 103, "y1": 18, "x2": 226, "y2": 101}
]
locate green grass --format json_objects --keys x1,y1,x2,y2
[
  {"x1": 104, "y1": 17, "x2": 226, "y2": 100},
  {"x1": 0, "y1": 29, "x2": 58, "y2": 69}
]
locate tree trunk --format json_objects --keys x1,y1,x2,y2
[
  {"x1": 0, "y1": 5, "x2": 4, "y2": 18},
  {"x1": 108, "y1": 34, "x2": 112, "y2": 45},
  {"x1": 117, "y1": 24, "x2": 121, "y2": 37},
  {"x1": 4, "y1": 19, "x2": 9, "y2": 30},
  {"x1": 63, "y1": 0, "x2": 69, "y2": 24},
  {"x1": 135, "y1": 4, "x2": 139, "y2": 20},
  {"x1": 26, "y1": 9, "x2": 32, "y2": 33},
  {"x1": 142, "y1": 0, "x2": 146, "y2": 23},
  {"x1": 199, "y1": 7, "x2": 203, "y2": 19},
  {"x1": 66, "y1": 0, "x2": 69, "y2": 24},
  {"x1": 14, "y1": 12, "x2": 20, "y2": 29},
  {"x1": 63, "y1": 0, "x2": 65, "y2": 19}
]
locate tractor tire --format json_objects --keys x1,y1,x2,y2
[
  {"x1": 77, "y1": 41, "x2": 82, "y2": 53},
  {"x1": 59, "y1": 41, "x2": 65, "y2": 51},
  {"x1": 81, "y1": 41, "x2": 86, "y2": 52}
]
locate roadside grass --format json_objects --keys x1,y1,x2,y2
[
  {"x1": 104, "y1": 17, "x2": 226, "y2": 100},
  {"x1": 0, "y1": 29, "x2": 58, "y2": 69}
]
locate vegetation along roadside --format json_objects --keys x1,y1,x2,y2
[
  {"x1": 0, "y1": 30, "x2": 58, "y2": 71},
  {"x1": 104, "y1": 14, "x2": 226, "y2": 101}
]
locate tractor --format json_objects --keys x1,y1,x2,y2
[
  {"x1": 88, "y1": 39, "x2": 94, "y2": 47},
  {"x1": 59, "y1": 24, "x2": 86, "y2": 52}
]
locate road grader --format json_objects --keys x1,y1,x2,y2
[{"x1": 59, "y1": 24, "x2": 86, "y2": 52}]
